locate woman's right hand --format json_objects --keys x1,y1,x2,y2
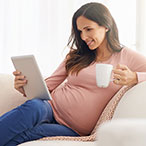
[{"x1": 13, "y1": 71, "x2": 27, "y2": 97}]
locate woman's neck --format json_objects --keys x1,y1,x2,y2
[{"x1": 96, "y1": 46, "x2": 113, "y2": 62}]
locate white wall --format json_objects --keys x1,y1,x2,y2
[
  {"x1": 136, "y1": 0, "x2": 146, "y2": 54},
  {"x1": 0, "y1": 0, "x2": 137, "y2": 76}
]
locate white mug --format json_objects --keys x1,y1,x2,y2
[{"x1": 96, "y1": 64, "x2": 113, "y2": 88}]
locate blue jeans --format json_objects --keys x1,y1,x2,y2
[{"x1": 0, "y1": 99, "x2": 79, "y2": 146}]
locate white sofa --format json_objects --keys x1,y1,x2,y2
[{"x1": 1, "y1": 73, "x2": 146, "y2": 146}]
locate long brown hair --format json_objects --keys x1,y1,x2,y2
[{"x1": 65, "y1": 2, "x2": 122, "y2": 75}]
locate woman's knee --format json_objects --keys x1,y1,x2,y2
[
  {"x1": 18, "y1": 99, "x2": 53, "y2": 124},
  {"x1": 18, "y1": 99, "x2": 46, "y2": 114},
  {"x1": 24, "y1": 99, "x2": 43, "y2": 108}
]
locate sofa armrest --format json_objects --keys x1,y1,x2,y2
[
  {"x1": 96, "y1": 81, "x2": 146, "y2": 146},
  {"x1": 113, "y1": 81, "x2": 146, "y2": 119},
  {"x1": 97, "y1": 119, "x2": 146, "y2": 146},
  {"x1": 0, "y1": 74, "x2": 27, "y2": 116}
]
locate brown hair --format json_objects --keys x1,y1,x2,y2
[{"x1": 65, "y1": 2, "x2": 122, "y2": 75}]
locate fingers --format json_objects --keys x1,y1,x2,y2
[
  {"x1": 116, "y1": 64, "x2": 128, "y2": 70},
  {"x1": 14, "y1": 75, "x2": 26, "y2": 81},
  {"x1": 13, "y1": 70, "x2": 26, "y2": 82},
  {"x1": 112, "y1": 64, "x2": 129, "y2": 85},
  {"x1": 113, "y1": 64, "x2": 129, "y2": 79},
  {"x1": 113, "y1": 69, "x2": 125, "y2": 76},
  {"x1": 13, "y1": 70, "x2": 27, "y2": 96},
  {"x1": 14, "y1": 78, "x2": 27, "y2": 88},
  {"x1": 14, "y1": 82, "x2": 27, "y2": 89},
  {"x1": 112, "y1": 64, "x2": 137, "y2": 86},
  {"x1": 13, "y1": 70, "x2": 21, "y2": 76},
  {"x1": 113, "y1": 64, "x2": 128, "y2": 75},
  {"x1": 14, "y1": 74, "x2": 27, "y2": 86},
  {"x1": 113, "y1": 73, "x2": 125, "y2": 81},
  {"x1": 113, "y1": 78, "x2": 126, "y2": 85}
]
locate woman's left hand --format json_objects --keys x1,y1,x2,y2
[{"x1": 113, "y1": 64, "x2": 138, "y2": 86}]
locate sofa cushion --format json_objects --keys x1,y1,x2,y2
[
  {"x1": 97, "y1": 119, "x2": 146, "y2": 146},
  {"x1": 18, "y1": 140, "x2": 97, "y2": 146}
]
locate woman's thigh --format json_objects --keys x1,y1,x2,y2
[
  {"x1": 5, "y1": 123, "x2": 79, "y2": 146},
  {"x1": 0, "y1": 99, "x2": 54, "y2": 146}
]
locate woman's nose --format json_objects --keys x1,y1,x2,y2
[{"x1": 81, "y1": 32, "x2": 88, "y2": 41}]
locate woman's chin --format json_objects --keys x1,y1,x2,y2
[{"x1": 88, "y1": 46, "x2": 97, "y2": 50}]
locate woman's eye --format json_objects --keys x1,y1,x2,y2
[{"x1": 87, "y1": 28, "x2": 91, "y2": 31}]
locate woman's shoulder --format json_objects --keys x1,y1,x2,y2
[
  {"x1": 117, "y1": 46, "x2": 146, "y2": 61},
  {"x1": 120, "y1": 46, "x2": 132, "y2": 52},
  {"x1": 119, "y1": 46, "x2": 139, "y2": 56}
]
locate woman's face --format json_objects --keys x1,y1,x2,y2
[{"x1": 76, "y1": 16, "x2": 107, "y2": 50}]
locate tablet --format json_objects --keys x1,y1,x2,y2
[{"x1": 11, "y1": 55, "x2": 52, "y2": 100}]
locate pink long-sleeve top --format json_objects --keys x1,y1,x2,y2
[{"x1": 45, "y1": 47, "x2": 146, "y2": 136}]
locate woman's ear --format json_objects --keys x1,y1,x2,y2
[{"x1": 105, "y1": 28, "x2": 109, "y2": 32}]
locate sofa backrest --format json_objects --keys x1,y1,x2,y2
[{"x1": 0, "y1": 74, "x2": 27, "y2": 116}]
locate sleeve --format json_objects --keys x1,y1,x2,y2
[
  {"x1": 45, "y1": 59, "x2": 68, "y2": 92},
  {"x1": 123, "y1": 48, "x2": 146, "y2": 83}
]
